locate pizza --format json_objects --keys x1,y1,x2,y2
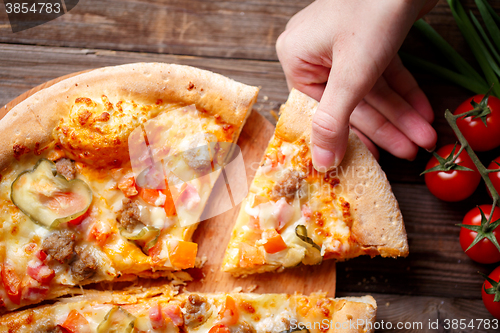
[
  {"x1": 0, "y1": 63, "x2": 259, "y2": 311},
  {"x1": 222, "y1": 89, "x2": 409, "y2": 276},
  {"x1": 0, "y1": 287, "x2": 377, "y2": 333}
]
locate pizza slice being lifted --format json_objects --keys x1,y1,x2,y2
[
  {"x1": 0, "y1": 63, "x2": 258, "y2": 311},
  {"x1": 0, "y1": 287, "x2": 377, "y2": 333},
  {"x1": 222, "y1": 89, "x2": 408, "y2": 276}
]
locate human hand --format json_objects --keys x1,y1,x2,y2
[{"x1": 276, "y1": 0, "x2": 439, "y2": 170}]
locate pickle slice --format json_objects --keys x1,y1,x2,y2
[
  {"x1": 295, "y1": 225, "x2": 323, "y2": 265},
  {"x1": 120, "y1": 225, "x2": 161, "y2": 253},
  {"x1": 10, "y1": 159, "x2": 92, "y2": 228},
  {"x1": 97, "y1": 307, "x2": 136, "y2": 333}
]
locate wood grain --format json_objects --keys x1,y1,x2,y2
[
  {"x1": 0, "y1": 44, "x2": 287, "y2": 125},
  {"x1": 1, "y1": 1, "x2": 498, "y2": 62},
  {"x1": 0, "y1": 0, "x2": 312, "y2": 61},
  {"x1": 336, "y1": 292, "x2": 496, "y2": 333}
]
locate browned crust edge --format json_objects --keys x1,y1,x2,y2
[{"x1": 0, "y1": 62, "x2": 259, "y2": 171}]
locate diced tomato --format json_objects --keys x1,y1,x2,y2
[
  {"x1": 163, "y1": 304, "x2": 184, "y2": 326},
  {"x1": 36, "y1": 250, "x2": 47, "y2": 262},
  {"x1": 118, "y1": 176, "x2": 139, "y2": 197},
  {"x1": 209, "y1": 324, "x2": 231, "y2": 333},
  {"x1": 139, "y1": 188, "x2": 161, "y2": 206},
  {"x1": 262, "y1": 229, "x2": 288, "y2": 254},
  {"x1": 88, "y1": 222, "x2": 111, "y2": 246},
  {"x1": 168, "y1": 240, "x2": 197, "y2": 269},
  {"x1": 61, "y1": 309, "x2": 91, "y2": 333},
  {"x1": 239, "y1": 244, "x2": 265, "y2": 268},
  {"x1": 149, "y1": 303, "x2": 165, "y2": 329},
  {"x1": 138, "y1": 186, "x2": 176, "y2": 216},
  {"x1": 162, "y1": 187, "x2": 176, "y2": 216},
  {"x1": 26, "y1": 260, "x2": 55, "y2": 285},
  {"x1": 219, "y1": 296, "x2": 239, "y2": 326},
  {"x1": 148, "y1": 238, "x2": 163, "y2": 264},
  {"x1": 1, "y1": 263, "x2": 21, "y2": 304}
]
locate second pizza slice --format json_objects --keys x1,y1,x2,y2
[{"x1": 222, "y1": 89, "x2": 408, "y2": 275}]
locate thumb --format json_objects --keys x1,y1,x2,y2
[{"x1": 311, "y1": 60, "x2": 373, "y2": 171}]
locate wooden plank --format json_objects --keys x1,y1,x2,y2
[
  {"x1": 335, "y1": 292, "x2": 496, "y2": 333},
  {"x1": 336, "y1": 183, "x2": 495, "y2": 300},
  {"x1": 0, "y1": 0, "x2": 312, "y2": 61},
  {"x1": 1, "y1": 1, "x2": 499, "y2": 61},
  {"x1": 0, "y1": 44, "x2": 288, "y2": 124}
]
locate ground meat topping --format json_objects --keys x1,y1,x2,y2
[
  {"x1": 184, "y1": 294, "x2": 212, "y2": 328},
  {"x1": 55, "y1": 158, "x2": 76, "y2": 180},
  {"x1": 42, "y1": 230, "x2": 75, "y2": 264},
  {"x1": 271, "y1": 169, "x2": 304, "y2": 200},
  {"x1": 182, "y1": 133, "x2": 218, "y2": 171},
  {"x1": 117, "y1": 198, "x2": 145, "y2": 232},
  {"x1": 71, "y1": 246, "x2": 98, "y2": 282}
]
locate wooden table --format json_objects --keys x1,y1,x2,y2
[{"x1": 1, "y1": 1, "x2": 500, "y2": 332}]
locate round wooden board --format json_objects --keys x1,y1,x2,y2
[{"x1": 3, "y1": 69, "x2": 336, "y2": 296}]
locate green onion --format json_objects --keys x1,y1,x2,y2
[
  {"x1": 400, "y1": 52, "x2": 489, "y2": 94},
  {"x1": 482, "y1": 0, "x2": 500, "y2": 26},
  {"x1": 447, "y1": 0, "x2": 500, "y2": 97},
  {"x1": 413, "y1": 19, "x2": 486, "y2": 85},
  {"x1": 470, "y1": 10, "x2": 500, "y2": 65},
  {"x1": 476, "y1": 0, "x2": 500, "y2": 53}
]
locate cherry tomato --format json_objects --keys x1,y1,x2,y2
[
  {"x1": 459, "y1": 205, "x2": 500, "y2": 264},
  {"x1": 488, "y1": 157, "x2": 500, "y2": 198},
  {"x1": 424, "y1": 144, "x2": 481, "y2": 202},
  {"x1": 454, "y1": 94, "x2": 500, "y2": 151},
  {"x1": 482, "y1": 265, "x2": 500, "y2": 319}
]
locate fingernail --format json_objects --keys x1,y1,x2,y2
[
  {"x1": 312, "y1": 145, "x2": 337, "y2": 172},
  {"x1": 425, "y1": 145, "x2": 436, "y2": 153}
]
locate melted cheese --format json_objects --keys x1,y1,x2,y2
[
  {"x1": 227, "y1": 134, "x2": 358, "y2": 271},
  {"x1": 0, "y1": 102, "x2": 235, "y2": 310}
]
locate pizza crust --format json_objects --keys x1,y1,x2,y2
[
  {"x1": 276, "y1": 89, "x2": 408, "y2": 257},
  {"x1": 0, "y1": 291, "x2": 376, "y2": 333},
  {"x1": 0, "y1": 63, "x2": 258, "y2": 170}
]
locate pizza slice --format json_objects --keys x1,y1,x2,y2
[
  {"x1": 222, "y1": 89, "x2": 408, "y2": 275},
  {"x1": 0, "y1": 288, "x2": 377, "y2": 333},
  {"x1": 0, "y1": 63, "x2": 258, "y2": 311}
]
